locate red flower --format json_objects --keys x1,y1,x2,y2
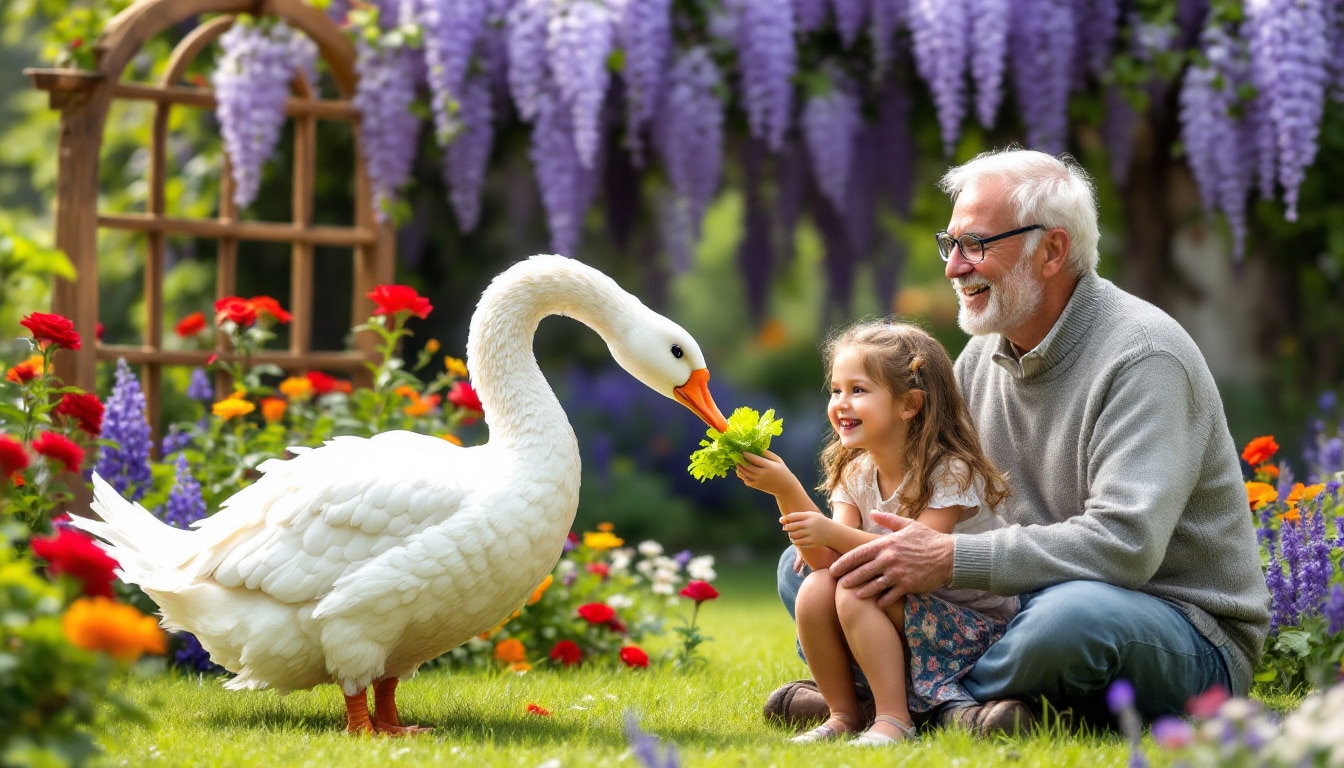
[
  {"x1": 55, "y1": 392, "x2": 104, "y2": 436},
  {"x1": 447, "y1": 381, "x2": 483, "y2": 423},
  {"x1": 305, "y1": 370, "x2": 341, "y2": 395},
  {"x1": 32, "y1": 431, "x2": 84, "y2": 473},
  {"x1": 214, "y1": 296, "x2": 257, "y2": 328},
  {"x1": 368, "y1": 285, "x2": 433, "y2": 319},
  {"x1": 175, "y1": 311, "x2": 207, "y2": 337},
  {"x1": 577, "y1": 602, "x2": 616, "y2": 625},
  {"x1": 549, "y1": 639, "x2": 582, "y2": 666},
  {"x1": 0, "y1": 436, "x2": 29, "y2": 477},
  {"x1": 619, "y1": 645, "x2": 649, "y2": 668},
  {"x1": 680, "y1": 580, "x2": 719, "y2": 604},
  {"x1": 95, "y1": 321, "x2": 104, "y2": 341},
  {"x1": 1185, "y1": 685, "x2": 1230, "y2": 719},
  {"x1": 586, "y1": 562, "x2": 609, "y2": 579},
  {"x1": 525, "y1": 703, "x2": 552, "y2": 716},
  {"x1": 249, "y1": 295, "x2": 292, "y2": 324},
  {"x1": 20, "y1": 312, "x2": 81, "y2": 350},
  {"x1": 1240, "y1": 436, "x2": 1279, "y2": 467},
  {"x1": 30, "y1": 528, "x2": 118, "y2": 598},
  {"x1": 5, "y1": 357, "x2": 42, "y2": 384}
]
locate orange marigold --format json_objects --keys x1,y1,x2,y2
[
  {"x1": 260, "y1": 397, "x2": 287, "y2": 423},
  {"x1": 212, "y1": 398, "x2": 256, "y2": 420},
  {"x1": 494, "y1": 638, "x2": 527, "y2": 664},
  {"x1": 1241, "y1": 436, "x2": 1279, "y2": 467},
  {"x1": 279, "y1": 376, "x2": 313, "y2": 400},
  {"x1": 528, "y1": 574, "x2": 553, "y2": 605},
  {"x1": 1285, "y1": 483, "x2": 1327, "y2": 504},
  {"x1": 1244, "y1": 481, "x2": 1278, "y2": 510},
  {"x1": 62, "y1": 596, "x2": 167, "y2": 662}
]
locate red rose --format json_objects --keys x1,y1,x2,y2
[
  {"x1": 214, "y1": 296, "x2": 257, "y2": 328},
  {"x1": 32, "y1": 431, "x2": 84, "y2": 473},
  {"x1": 368, "y1": 285, "x2": 433, "y2": 319},
  {"x1": 305, "y1": 370, "x2": 340, "y2": 395},
  {"x1": 20, "y1": 312, "x2": 81, "y2": 350},
  {"x1": 249, "y1": 295, "x2": 292, "y2": 324},
  {"x1": 30, "y1": 528, "x2": 118, "y2": 598},
  {"x1": 577, "y1": 602, "x2": 616, "y2": 625},
  {"x1": 549, "y1": 639, "x2": 582, "y2": 666},
  {"x1": 0, "y1": 436, "x2": 29, "y2": 477},
  {"x1": 447, "y1": 381, "x2": 483, "y2": 423},
  {"x1": 175, "y1": 311, "x2": 207, "y2": 337},
  {"x1": 619, "y1": 645, "x2": 649, "y2": 669},
  {"x1": 680, "y1": 580, "x2": 719, "y2": 604},
  {"x1": 55, "y1": 392, "x2": 105, "y2": 436}
]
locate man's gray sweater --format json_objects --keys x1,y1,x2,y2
[{"x1": 951, "y1": 270, "x2": 1271, "y2": 695}]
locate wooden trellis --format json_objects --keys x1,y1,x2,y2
[{"x1": 26, "y1": 0, "x2": 394, "y2": 437}]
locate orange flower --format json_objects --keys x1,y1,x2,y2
[
  {"x1": 1255, "y1": 463, "x2": 1280, "y2": 480},
  {"x1": 440, "y1": 433, "x2": 463, "y2": 446},
  {"x1": 509, "y1": 660, "x2": 532, "y2": 673},
  {"x1": 444, "y1": 356, "x2": 469, "y2": 379},
  {"x1": 260, "y1": 397, "x2": 287, "y2": 423},
  {"x1": 525, "y1": 703, "x2": 551, "y2": 716},
  {"x1": 249, "y1": 295, "x2": 292, "y2": 324},
  {"x1": 1284, "y1": 483, "x2": 1327, "y2": 504},
  {"x1": 1244, "y1": 481, "x2": 1278, "y2": 510},
  {"x1": 62, "y1": 596, "x2": 167, "y2": 662},
  {"x1": 494, "y1": 638, "x2": 527, "y2": 664},
  {"x1": 5, "y1": 354, "x2": 46, "y2": 384},
  {"x1": 424, "y1": 338, "x2": 441, "y2": 354},
  {"x1": 527, "y1": 574, "x2": 553, "y2": 605},
  {"x1": 212, "y1": 398, "x2": 255, "y2": 420},
  {"x1": 1278, "y1": 508, "x2": 1302, "y2": 524},
  {"x1": 175, "y1": 311, "x2": 207, "y2": 337},
  {"x1": 1241, "y1": 436, "x2": 1279, "y2": 467},
  {"x1": 279, "y1": 376, "x2": 314, "y2": 400}
]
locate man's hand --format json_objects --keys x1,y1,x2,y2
[
  {"x1": 829, "y1": 511, "x2": 955, "y2": 607},
  {"x1": 779, "y1": 510, "x2": 838, "y2": 549}
]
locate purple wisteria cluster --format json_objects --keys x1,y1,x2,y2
[
  {"x1": 93, "y1": 359, "x2": 153, "y2": 502},
  {"x1": 350, "y1": 1, "x2": 423, "y2": 222}
]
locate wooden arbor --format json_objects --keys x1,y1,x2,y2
[{"x1": 27, "y1": 0, "x2": 394, "y2": 432}]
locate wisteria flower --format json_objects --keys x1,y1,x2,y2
[
  {"x1": 21, "y1": 311, "x2": 81, "y2": 350},
  {"x1": 368, "y1": 284, "x2": 433, "y2": 319}
]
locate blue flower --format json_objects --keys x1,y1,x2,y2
[
  {"x1": 172, "y1": 632, "x2": 224, "y2": 674},
  {"x1": 94, "y1": 358, "x2": 153, "y2": 501},
  {"x1": 186, "y1": 367, "x2": 214, "y2": 403},
  {"x1": 162, "y1": 454, "x2": 206, "y2": 530}
]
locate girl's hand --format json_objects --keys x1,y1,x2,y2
[
  {"x1": 735, "y1": 450, "x2": 800, "y2": 497},
  {"x1": 780, "y1": 511, "x2": 836, "y2": 549}
]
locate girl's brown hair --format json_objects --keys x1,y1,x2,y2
[{"x1": 817, "y1": 319, "x2": 1008, "y2": 517}]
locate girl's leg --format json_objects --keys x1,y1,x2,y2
[
  {"x1": 837, "y1": 586, "x2": 915, "y2": 740},
  {"x1": 794, "y1": 570, "x2": 863, "y2": 737}
]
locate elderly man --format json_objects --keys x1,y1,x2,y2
[{"x1": 766, "y1": 148, "x2": 1270, "y2": 734}]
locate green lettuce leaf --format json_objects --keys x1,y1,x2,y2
[{"x1": 687, "y1": 406, "x2": 785, "y2": 482}]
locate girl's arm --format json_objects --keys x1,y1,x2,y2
[{"x1": 785, "y1": 505, "x2": 968, "y2": 568}]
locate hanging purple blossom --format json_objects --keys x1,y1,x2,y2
[
  {"x1": 548, "y1": 0, "x2": 614, "y2": 168},
  {"x1": 793, "y1": 0, "x2": 828, "y2": 33},
  {"x1": 530, "y1": 88, "x2": 594, "y2": 255},
  {"x1": 655, "y1": 46, "x2": 725, "y2": 240},
  {"x1": 1102, "y1": 85, "x2": 1139, "y2": 189},
  {"x1": 967, "y1": 0, "x2": 1009, "y2": 128},
  {"x1": 507, "y1": 0, "x2": 551, "y2": 121},
  {"x1": 417, "y1": 0, "x2": 486, "y2": 145},
  {"x1": 869, "y1": 0, "x2": 907, "y2": 76},
  {"x1": 94, "y1": 359, "x2": 153, "y2": 502},
  {"x1": 618, "y1": 0, "x2": 672, "y2": 162},
  {"x1": 734, "y1": 0, "x2": 796, "y2": 152},
  {"x1": 801, "y1": 71, "x2": 860, "y2": 212},
  {"x1": 1009, "y1": 0, "x2": 1074, "y2": 154},
  {"x1": 1074, "y1": 0, "x2": 1121, "y2": 84},
  {"x1": 353, "y1": 33, "x2": 423, "y2": 221},
  {"x1": 909, "y1": 0, "x2": 969, "y2": 154},
  {"x1": 162, "y1": 454, "x2": 207, "y2": 530},
  {"x1": 875, "y1": 81, "x2": 915, "y2": 217},
  {"x1": 443, "y1": 73, "x2": 496, "y2": 231},
  {"x1": 830, "y1": 0, "x2": 868, "y2": 48}
]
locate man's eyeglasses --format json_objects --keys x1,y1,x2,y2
[{"x1": 935, "y1": 224, "x2": 1045, "y2": 263}]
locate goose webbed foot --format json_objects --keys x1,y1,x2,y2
[{"x1": 372, "y1": 677, "x2": 433, "y2": 735}]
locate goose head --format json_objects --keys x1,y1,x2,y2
[{"x1": 604, "y1": 311, "x2": 729, "y2": 433}]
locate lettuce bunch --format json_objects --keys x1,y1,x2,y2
[{"x1": 687, "y1": 407, "x2": 784, "y2": 481}]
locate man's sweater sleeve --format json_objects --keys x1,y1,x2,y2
[{"x1": 952, "y1": 352, "x2": 1210, "y2": 595}]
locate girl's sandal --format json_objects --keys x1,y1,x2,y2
[
  {"x1": 852, "y1": 714, "x2": 917, "y2": 746},
  {"x1": 790, "y1": 714, "x2": 861, "y2": 743}
]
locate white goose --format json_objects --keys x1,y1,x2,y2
[{"x1": 70, "y1": 255, "x2": 729, "y2": 734}]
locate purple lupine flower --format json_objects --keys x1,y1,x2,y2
[
  {"x1": 163, "y1": 454, "x2": 207, "y2": 530},
  {"x1": 507, "y1": 0, "x2": 551, "y2": 121},
  {"x1": 417, "y1": 0, "x2": 486, "y2": 145},
  {"x1": 830, "y1": 0, "x2": 867, "y2": 47},
  {"x1": 442, "y1": 72, "x2": 496, "y2": 231},
  {"x1": 353, "y1": 34, "x2": 424, "y2": 220},
  {"x1": 95, "y1": 358, "x2": 153, "y2": 502},
  {"x1": 160, "y1": 424, "x2": 192, "y2": 456},
  {"x1": 530, "y1": 87, "x2": 593, "y2": 255},
  {"x1": 793, "y1": 0, "x2": 828, "y2": 33},
  {"x1": 213, "y1": 19, "x2": 301, "y2": 209},
  {"x1": 1009, "y1": 0, "x2": 1074, "y2": 154},
  {"x1": 967, "y1": 0, "x2": 1009, "y2": 128},
  {"x1": 909, "y1": 0, "x2": 969, "y2": 154},
  {"x1": 869, "y1": 0, "x2": 907, "y2": 77},
  {"x1": 1245, "y1": 0, "x2": 1329, "y2": 221},
  {"x1": 1318, "y1": 437, "x2": 1343, "y2": 479},
  {"x1": 548, "y1": 0, "x2": 614, "y2": 168},
  {"x1": 618, "y1": 0, "x2": 671, "y2": 162},
  {"x1": 1324, "y1": 584, "x2": 1344, "y2": 635},
  {"x1": 801, "y1": 70, "x2": 860, "y2": 212},
  {"x1": 734, "y1": 0, "x2": 796, "y2": 152},
  {"x1": 172, "y1": 632, "x2": 225, "y2": 674},
  {"x1": 655, "y1": 46, "x2": 725, "y2": 240},
  {"x1": 186, "y1": 367, "x2": 214, "y2": 403},
  {"x1": 624, "y1": 711, "x2": 680, "y2": 768}
]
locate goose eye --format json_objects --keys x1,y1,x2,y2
[{"x1": 671, "y1": 345, "x2": 684, "y2": 359}]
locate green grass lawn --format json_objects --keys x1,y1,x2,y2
[{"x1": 97, "y1": 560, "x2": 1154, "y2": 767}]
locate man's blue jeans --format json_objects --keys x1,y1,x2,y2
[{"x1": 776, "y1": 546, "x2": 1232, "y2": 720}]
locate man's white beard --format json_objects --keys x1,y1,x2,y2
[{"x1": 954, "y1": 255, "x2": 1044, "y2": 337}]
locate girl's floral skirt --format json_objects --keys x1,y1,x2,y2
[{"x1": 903, "y1": 593, "x2": 1007, "y2": 713}]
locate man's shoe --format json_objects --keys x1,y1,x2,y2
[
  {"x1": 763, "y1": 680, "x2": 875, "y2": 729},
  {"x1": 938, "y1": 699, "x2": 1037, "y2": 736}
]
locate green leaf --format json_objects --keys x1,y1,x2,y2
[{"x1": 687, "y1": 406, "x2": 784, "y2": 482}]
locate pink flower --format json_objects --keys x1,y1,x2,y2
[{"x1": 680, "y1": 580, "x2": 719, "y2": 603}]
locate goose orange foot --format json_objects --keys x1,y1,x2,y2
[{"x1": 344, "y1": 678, "x2": 433, "y2": 735}]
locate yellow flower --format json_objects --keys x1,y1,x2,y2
[
  {"x1": 508, "y1": 660, "x2": 532, "y2": 673},
  {"x1": 527, "y1": 574, "x2": 553, "y2": 605},
  {"x1": 440, "y1": 433, "x2": 463, "y2": 446},
  {"x1": 584, "y1": 531, "x2": 624, "y2": 551},
  {"x1": 494, "y1": 638, "x2": 527, "y2": 664},
  {"x1": 62, "y1": 597, "x2": 166, "y2": 662},
  {"x1": 402, "y1": 394, "x2": 433, "y2": 417},
  {"x1": 212, "y1": 398, "x2": 256, "y2": 420},
  {"x1": 1245, "y1": 481, "x2": 1278, "y2": 510},
  {"x1": 260, "y1": 397, "x2": 287, "y2": 423},
  {"x1": 279, "y1": 376, "x2": 313, "y2": 400},
  {"x1": 444, "y1": 356, "x2": 469, "y2": 379},
  {"x1": 1285, "y1": 483, "x2": 1326, "y2": 504}
]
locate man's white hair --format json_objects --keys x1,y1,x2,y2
[{"x1": 938, "y1": 148, "x2": 1100, "y2": 276}]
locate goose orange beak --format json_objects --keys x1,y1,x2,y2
[{"x1": 674, "y1": 368, "x2": 729, "y2": 433}]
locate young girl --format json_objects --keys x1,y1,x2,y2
[{"x1": 736, "y1": 319, "x2": 1016, "y2": 746}]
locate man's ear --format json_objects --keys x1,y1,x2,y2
[
  {"x1": 902, "y1": 390, "x2": 925, "y2": 420},
  {"x1": 1039, "y1": 227, "x2": 1071, "y2": 280}
]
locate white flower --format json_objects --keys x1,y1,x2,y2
[
  {"x1": 687, "y1": 554, "x2": 717, "y2": 581},
  {"x1": 652, "y1": 581, "x2": 675, "y2": 595},
  {"x1": 609, "y1": 548, "x2": 633, "y2": 574},
  {"x1": 556, "y1": 559, "x2": 577, "y2": 582},
  {"x1": 607, "y1": 593, "x2": 634, "y2": 610},
  {"x1": 638, "y1": 540, "x2": 664, "y2": 558}
]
